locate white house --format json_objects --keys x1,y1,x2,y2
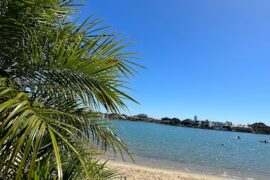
[
  {"x1": 209, "y1": 121, "x2": 224, "y2": 130},
  {"x1": 224, "y1": 121, "x2": 232, "y2": 127}
]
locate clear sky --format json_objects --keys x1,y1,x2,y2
[{"x1": 79, "y1": 0, "x2": 270, "y2": 124}]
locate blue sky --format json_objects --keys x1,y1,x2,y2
[{"x1": 79, "y1": 0, "x2": 270, "y2": 124}]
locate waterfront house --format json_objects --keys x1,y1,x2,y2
[
  {"x1": 223, "y1": 121, "x2": 233, "y2": 130},
  {"x1": 209, "y1": 121, "x2": 224, "y2": 130},
  {"x1": 199, "y1": 120, "x2": 209, "y2": 128},
  {"x1": 193, "y1": 120, "x2": 200, "y2": 127}
]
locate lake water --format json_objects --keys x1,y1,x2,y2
[{"x1": 109, "y1": 120, "x2": 270, "y2": 180}]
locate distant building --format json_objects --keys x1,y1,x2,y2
[
  {"x1": 209, "y1": 121, "x2": 224, "y2": 130},
  {"x1": 223, "y1": 121, "x2": 233, "y2": 130},
  {"x1": 249, "y1": 122, "x2": 270, "y2": 134},
  {"x1": 224, "y1": 121, "x2": 232, "y2": 127},
  {"x1": 199, "y1": 120, "x2": 209, "y2": 128},
  {"x1": 193, "y1": 120, "x2": 200, "y2": 127},
  {"x1": 192, "y1": 115, "x2": 200, "y2": 127}
]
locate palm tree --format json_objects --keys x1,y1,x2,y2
[{"x1": 0, "y1": 0, "x2": 139, "y2": 179}]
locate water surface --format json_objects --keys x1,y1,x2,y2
[{"x1": 110, "y1": 120, "x2": 270, "y2": 180}]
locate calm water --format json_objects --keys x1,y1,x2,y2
[{"x1": 109, "y1": 120, "x2": 270, "y2": 180}]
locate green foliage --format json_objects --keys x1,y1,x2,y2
[{"x1": 0, "y1": 0, "x2": 139, "y2": 179}]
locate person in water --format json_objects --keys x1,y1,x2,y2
[
  {"x1": 237, "y1": 136, "x2": 240, "y2": 139},
  {"x1": 259, "y1": 139, "x2": 268, "y2": 143}
]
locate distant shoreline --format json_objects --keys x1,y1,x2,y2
[
  {"x1": 111, "y1": 118, "x2": 250, "y2": 134},
  {"x1": 103, "y1": 113, "x2": 270, "y2": 135}
]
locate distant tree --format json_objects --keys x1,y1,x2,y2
[
  {"x1": 181, "y1": 119, "x2": 194, "y2": 126},
  {"x1": 171, "y1": 118, "x2": 181, "y2": 124},
  {"x1": 137, "y1": 114, "x2": 148, "y2": 118},
  {"x1": 161, "y1": 117, "x2": 171, "y2": 121}
]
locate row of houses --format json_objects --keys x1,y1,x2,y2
[
  {"x1": 172, "y1": 119, "x2": 233, "y2": 130},
  {"x1": 162, "y1": 118, "x2": 270, "y2": 134},
  {"x1": 105, "y1": 113, "x2": 239, "y2": 131},
  {"x1": 104, "y1": 113, "x2": 270, "y2": 134}
]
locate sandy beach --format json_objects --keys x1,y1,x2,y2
[{"x1": 109, "y1": 161, "x2": 230, "y2": 180}]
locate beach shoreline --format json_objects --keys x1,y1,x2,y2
[{"x1": 109, "y1": 161, "x2": 230, "y2": 180}]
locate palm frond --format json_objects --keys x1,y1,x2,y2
[{"x1": 0, "y1": 0, "x2": 141, "y2": 179}]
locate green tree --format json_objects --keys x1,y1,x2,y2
[{"x1": 0, "y1": 0, "x2": 140, "y2": 179}]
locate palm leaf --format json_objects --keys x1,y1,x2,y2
[{"x1": 0, "y1": 0, "x2": 141, "y2": 179}]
